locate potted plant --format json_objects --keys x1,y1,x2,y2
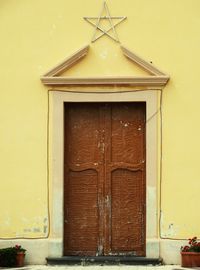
[
  {"x1": 14, "y1": 245, "x2": 26, "y2": 267},
  {"x1": 181, "y1": 237, "x2": 200, "y2": 267},
  {"x1": 0, "y1": 245, "x2": 26, "y2": 267},
  {"x1": 0, "y1": 247, "x2": 17, "y2": 267}
]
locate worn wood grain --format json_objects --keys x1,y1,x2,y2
[{"x1": 64, "y1": 102, "x2": 146, "y2": 256}]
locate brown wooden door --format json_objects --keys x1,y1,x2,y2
[{"x1": 64, "y1": 102, "x2": 146, "y2": 256}]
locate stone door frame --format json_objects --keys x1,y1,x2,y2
[{"x1": 47, "y1": 89, "x2": 160, "y2": 259}]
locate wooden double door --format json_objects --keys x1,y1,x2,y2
[{"x1": 64, "y1": 102, "x2": 146, "y2": 256}]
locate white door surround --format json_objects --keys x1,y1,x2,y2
[{"x1": 48, "y1": 89, "x2": 160, "y2": 259}]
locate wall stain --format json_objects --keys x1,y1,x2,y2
[
  {"x1": 43, "y1": 225, "x2": 48, "y2": 234},
  {"x1": 33, "y1": 228, "x2": 41, "y2": 233}
]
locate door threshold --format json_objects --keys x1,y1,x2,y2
[{"x1": 46, "y1": 256, "x2": 162, "y2": 265}]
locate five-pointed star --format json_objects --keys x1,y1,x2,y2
[{"x1": 84, "y1": 2, "x2": 127, "y2": 43}]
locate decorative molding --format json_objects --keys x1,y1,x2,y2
[
  {"x1": 41, "y1": 76, "x2": 168, "y2": 86},
  {"x1": 121, "y1": 46, "x2": 165, "y2": 76},
  {"x1": 41, "y1": 44, "x2": 169, "y2": 87},
  {"x1": 84, "y1": 1, "x2": 127, "y2": 43},
  {"x1": 42, "y1": 45, "x2": 89, "y2": 77}
]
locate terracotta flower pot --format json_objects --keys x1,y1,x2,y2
[
  {"x1": 181, "y1": 252, "x2": 200, "y2": 267},
  {"x1": 16, "y1": 252, "x2": 25, "y2": 267}
]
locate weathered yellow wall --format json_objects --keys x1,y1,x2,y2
[{"x1": 0, "y1": 0, "x2": 200, "y2": 240}]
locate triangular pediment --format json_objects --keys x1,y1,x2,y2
[{"x1": 41, "y1": 44, "x2": 169, "y2": 87}]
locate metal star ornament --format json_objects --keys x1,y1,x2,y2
[{"x1": 84, "y1": 2, "x2": 127, "y2": 43}]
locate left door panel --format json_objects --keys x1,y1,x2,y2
[{"x1": 64, "y1": 103, "x2": 103, "y2": 256}]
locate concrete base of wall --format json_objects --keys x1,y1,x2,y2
[
  {"x1": 160, "y1": 239, "x2": 188, "y2": 265},
  {"x1": 0, "y1": 238, "x2": 187, "y2": 265}
]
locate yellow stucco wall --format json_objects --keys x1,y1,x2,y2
[{"x1": 0, "y1": 0, "x2": 200, "y2": 240}]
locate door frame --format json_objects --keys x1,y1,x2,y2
[{"x1": 47, "y1": 89, "x2": 160, "y2": 258}]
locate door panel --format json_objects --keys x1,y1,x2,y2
[
  {"x1": 65, "y1": 170, "x2": 99, "y2": 255},
  {"x1": 111, "y1": 169, "x2": 145, "y2": 255},
  {"x1": 64, "y1": 103, "x2": 103, "y2": 255},
  {"x1": 66, "y1": 103, "x2": 102, "y2": 164},
  {"x1": 64, "y1": 102, "x2": 146, "y2": 256},
  {"x1": 104, "y1": 103, "x2": 146, "y2": 255},
  {"x1": 110, "y1": 103, "x2": 145, "y2": 164}
]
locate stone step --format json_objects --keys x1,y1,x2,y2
[{"x1": 46, "y1": 256, "x2": 162, "y2": 266}]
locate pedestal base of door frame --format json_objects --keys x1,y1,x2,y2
[{"x1": 46, "y1": 256, "x2": 162, "y2": 265}]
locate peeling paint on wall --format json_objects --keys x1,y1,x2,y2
[
  {"x1": 0, "y1": 215, "x2": 49, "y2": 238},
  {"x1": 160, "y1": 212, "x2": 180, "y2": 238}
]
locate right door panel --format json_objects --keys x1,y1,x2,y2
[{"x1": 105, "y1": 103, "x2": 146, "y2": 256}]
